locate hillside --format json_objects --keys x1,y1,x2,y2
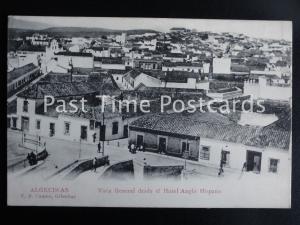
[{"x1": 8, "y1": 27, "x2": 159, "y2": 38}]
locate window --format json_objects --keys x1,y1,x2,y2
[
  {"x1": 49, "y1": 123, "x2": 55, "y2": 137},
  {"x1": 12, "y1": 117, "x2": 17, "y2": 128},
  {"x1": 200, "y1": 146, "x2": 210, "y2": 160},
  {"x1": 95, "y1": 121, "x2": 101, "y2": 129},
  {"x1": 36, "y1": 120, "x2": 41, "y2": 130},
  {"x1": 269, "y1": 158, "x2": 279, "y2": 173},
  {"x1": 80, "y1": 126, "x2": 87, "y2": 140},
  {"x1": 90, "y1": 120, "x2": 95, "y2": 130},
  {"x1": 182, "y1": 141, "x2": 190, "y2": 152},
  {"x1": 137, "y1": 134, "x2": 144, "y2": 146},
  {"x1": 221, "y1": 150, "x2": 230, "y2": 166},
  {"x1": 64, "y1": 122, "x2": 70, "y2": 135},
  {"x1": 112, "y1": 121, "x2": 119, "y2": 135},
  {"x1": 23, "y1": 100, "x2": 28, "y2": 112}
]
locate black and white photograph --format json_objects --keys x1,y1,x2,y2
[{"x1": 6, "y1": 16, "x2": 292, "y2": 208}]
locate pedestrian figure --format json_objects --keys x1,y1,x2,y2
[
  {"x1": 92, "y1": 157, "x2": 97, "y2": 172},
  {"x1": 30, "y1": 152, "x2": 37, "y2": 165},
  {"x1": 93, "y1": 133, "x2": 96, "y2": 143},
  {"x1": 97, "y1": 142, "x2": 101, "y2": 153},
  {"x1": 140, "y1": 144, "x2": 144, "y2": 152},
  {"x1": 218, "y1": 159, "x2": 224, "y2": 176},
  {"x1": 242, "y1": 162, "x2": 247, "y2": 172},
  {"x1": 130, "y1": 143, "x2": 135, "y2": 154},
  {"x1": 128, "y1": 143, "x2": 131, "y2": 153},
  {"x1": 27, "y1": 153, "x2": 32, "y2": 166}
]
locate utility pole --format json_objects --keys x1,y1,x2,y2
[
  {"x1": 69, "y1": 58, "x2": 73, "y2": 83},
  {"x1": 99, "y1": 88, "x2": 105, "y2": 157},
  {"x1": 102, "y1": 109, "x2": 105, "y2": 157}
]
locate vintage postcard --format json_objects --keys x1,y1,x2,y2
[{"x1": 7, "y1": 16, "x2": 292, "y2": 207}]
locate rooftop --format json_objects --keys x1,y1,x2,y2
[
  {"x1": 164, "y1": 53, "x2": 187, "y2": 58},
  {"x1": 55, "y1": 52, "x2": 93, "y2": 57},
  {"x1": 163, "y1": 61, "x2": 203, "y2": 67},
  {"x1": 17, "y1": 43, "x2": 46, "y2": 52},
  {"x1": 94, "y1": 57, "x2": 124, "y2": 64},
  {"x1": 130, "y1": 111, "x2": 290, "y2": 150},
  {"x1": 7, "y1": 63, "x2": 39, "y2": 84},
  {"x1": 17, "y1": 78, "x2": 119, "y2": 99},
  {"x1": 162, "y1": 70, "x2": 200, "y2": 82},
  {"x1": 39, "y1": 103, "x2": 123, "y2": 121}
]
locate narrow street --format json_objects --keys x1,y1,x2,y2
[{"x1": 7, "y1": 129, "x2": 231, "y2": 180}]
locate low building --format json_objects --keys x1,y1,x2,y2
[
  {"x1": 162, "y1": 61, "x2": 203, "y2": 73},
  {"x1": 133, "y1": 58, "x2": 162, "y2": 70},
  {"x1": 207, "y1": 87, "x2": 243, "y2": 100},
  {"x1": 55, "y1": 52, "x2": 94, "y2": 69},
  {"x1": 7, "y1": 63, "x2": 40, "y2": 97},
  {"x1": 129, "y1": 111, "x2": 291, "y2": 175},
  {"x1": 163, "y1": 53, "x2": 187, "y2": 62},
  {"x1": 162, "y1": 71, "x2": 210, "y2": 90},
  {"x1": 115, "y1": 69, "x2": 210, "y2": 91},
  {"x1": 10, "y1": 80, "x2": 137, "y2": 143},
  {"x1": 94, "y1": 57, "x2": 125, "y2": 70},
  {"x1": 244, "y1": 75, "x2": 292, "y2": 101}
]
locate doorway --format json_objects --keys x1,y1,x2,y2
[
  {"x1": 123, "y1": 125, "x2": 128, "y2": 138},
  {"x1": 221, "y1": 150, "x2": 230, "y2": 167},
  {"x1": 12, "y1": 117, "x2": 17, "y2": 129},
  {"x1": 136, "y1": 134, "x2": 144, "y2": 146},
  {"x1": 81, "y1": 126, "x2": 87, "y2": 141},
  {"x1": 158, "y1": 137, "x2": 167, "y2": 153},
  {"x1": 21, "y1": 116, "x2": 29, "y2": 131},
  {"x1": 181, "y1": 141, "x2": 190, "y2": 154},
  {"x1": 49, "y1": 123, "x2": 55, "y2": 137},
  {"x1": 246, "y1": 150, "x2": 262, "y2": 172}
]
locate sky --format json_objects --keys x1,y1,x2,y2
[{"x1": 11, "y1": 16, "x2": 292, "y2": 41}]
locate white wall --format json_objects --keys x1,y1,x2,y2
[
  {"x1": 16, "y1": 97, "x2": 131, "y2": 143},
  {"x1": 57, "y1": 55, "x2": 94, "y2": 69},
  {"x1": 134, "y1": 73, "x2": 162, "y2": 89},
  {"x1": 199, "y1": 137, "x2": 290, "y2": 176},
  {"x1": 162, "y1": 66, "x2": 202, "y2": 73},
  {"x1": 244, "y1": 78, "x2": 292, "y2": 101},
  {"x1": 101, "y1": 64, "x2": 125, "y2": 70},
  {"x1": 213, "y1": 58, "x2": 231, "y2": 74}
]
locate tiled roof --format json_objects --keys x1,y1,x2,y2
[
  {"x1": 18, "y1": 44, "x2": 46, "y2": 52},
  {"x1": 231, "y1": 64, "x2": 250, "y2": 73},
  {"x1": 7, "y1": 63, "x2": 39, "y2": 84},
  {"x1": 40, "y1": 103, "x2": 122, "y2": 121},
  {"x1": 162, "y1": 70, "x2": 200, "y2": 82},
  {"x1": 164, "y1": 53, "x2": 186, "y2": 58},
  {"x1": 64, "y1": 104, "x2": 122, "y2": 121},
  {"x1": 55, "y1": 52, "x2": 93, "y2": 57},
  {"x1": 17, "y1": 80, "x2": 119, "y2": 99},
  {"x1": 130, "y1": 112, "x2": 290, "y2": 150},
  {"x1": 163, "y1": 61, "x2": 203, "y2": 67},
  {"x1": 94, "y1": 57, "x2": 124, "y2": 64}
]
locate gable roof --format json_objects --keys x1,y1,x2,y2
[
  {"x1": 7, "y1": 63, "x2": 39, "y2": 84},
  {"x1": 130, "y1": 112, "x2": 290, "y2": 150},
  {"x1": 55, "y1": 52, "x2": 93, "y2": 57},
  {"x1": 17, "y1": 78, "x2": 119, "y2": 99}
]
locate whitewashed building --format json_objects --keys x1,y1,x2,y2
[{"x1": 129, "y1": 111, "x2": 291, "y2": 176}]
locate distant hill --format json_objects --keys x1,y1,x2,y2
[
  {"x1": 41, "y1": 27, "x2": 159, "y2": 37},
  {"x1": 8, "y1": 17, "x2": 52, "y2": 30},
  {"x1": 8, "y1": 26, "x2": 159, "y2": 38}
]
